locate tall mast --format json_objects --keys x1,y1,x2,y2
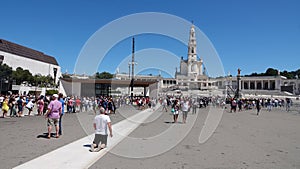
[
  {"x1": 132, "y1": 37, "x2": 135, "y2": 79},
  {"x1": 130, "y1": 37, "x2": 135, "y2": 102}
]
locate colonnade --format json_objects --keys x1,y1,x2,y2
[{"x1": 241, "y1": 80, "x2": 276, "y2": 90}]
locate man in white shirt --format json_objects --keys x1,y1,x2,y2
[
  {"x1": 182, "y1": 100, "x2": 190, "y2": 123},
  {"x1": 162, "y1": 98, "x2": 168, "y2": 112},
  {"x1": 90, "y1": 107, "x2": 113, "y2": 152},
  {"x1": 25, "y1": 99, "x2": 34, "y2": 116}
]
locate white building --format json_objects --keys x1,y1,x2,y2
[
  {"x1": 174, "y1": 24, "x2": 212, "y2": 90},
  {"x1": 0, "y1": 39, "x2": 61, "y2": 84}
]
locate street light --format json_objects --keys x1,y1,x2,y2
[
  {"x1": 296, "y1": 75, "x2": 299, "y2": 95},
  {"x1": 0, "y1": 55, "x2": 4, "y2": 93},
  {"x1": 128, "y1": 62, "x2": 131, "y2": 80}
]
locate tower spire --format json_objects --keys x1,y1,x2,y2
[
  {"x1": 187, "y1": 23, "x2": 197, "y2": 76},
  {"x1": 188, "y1": 24, "x2": 197, "y2": 62}
]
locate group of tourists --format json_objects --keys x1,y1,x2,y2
[
  {"x1": 0, "y1": 94, "x2": 44, "y2": 118},
  {"x1": 229, "y1": 97, "x2": 294, "y2": 115},
  {"x1": 0, "y1": 93, "x2": 65, "y2": 138},
  {"x1": 134, "y1": 97, "x2": 157, "y2": 110},
  {"x1": 0, "y1": 93, "x2": 158, "y2": 119},
  {"x1": 65, "y1": 96, "x2": 117, "y2": 114},
  {"x1": 159, "y1": 96, "x2": 201, "y2": 123}
]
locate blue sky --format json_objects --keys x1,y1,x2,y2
[{"x1": 0, "y1": 0, "x2": 299, "y2": 77}]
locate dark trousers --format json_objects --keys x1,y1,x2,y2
[{"x1": 59, "y1": 114, "x2": 63, "y2": 135}]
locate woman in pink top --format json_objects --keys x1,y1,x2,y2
[
  {"x1": 37, "y1": 96, "x2": 44, "y2": 116},
  {"x1": 45, "y1": 94, "x2": 62, "y2": 139}
]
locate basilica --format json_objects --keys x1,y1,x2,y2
[
  {"x1": 159, "y1": 24, "x2": 299, "y2": 96},
  {"x1": 162, "y1": 24, "x2": 212, "y2": 91}
]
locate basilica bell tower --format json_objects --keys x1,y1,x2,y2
[{"x1": 187, "y1": 24, "x2": 203, "y2": 77}]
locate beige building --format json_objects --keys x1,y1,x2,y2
[{"x1": 212, "y1": 75, "x2": 300, "y2": 96}]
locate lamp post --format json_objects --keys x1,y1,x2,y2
[
  {"x1": 225, "y1": 72, "x2": 233, "y2": 101},
  {"x1": 128, "y1": 62, "x2": 131, "y2": 79},
  {"x1": 295, "y1": 75, "x2": 299, "y2": 95},
  {"x1": 0, "y1": 55, "x2": 4, "y2": 94},
  {"x1": 128, "y1": 62, "x2": 131, "y2": 95}
]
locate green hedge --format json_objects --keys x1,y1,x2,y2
[{"x1": 46, "y1": 89, "x2": 58, "y2": 95}]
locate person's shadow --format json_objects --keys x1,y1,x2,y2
[
  {"x1": 83, "y1": 144, "x2": 92, "y2": 148},
  {"x1": 37, "y1": 133, "x2": 57, "y2": 139}
]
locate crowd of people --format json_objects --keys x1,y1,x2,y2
[
  {"x1": 0, "y1": 93, "x2": 65, "y2": 138},
  {"x1": 0, "y1": 94, "x2": 133, "y2": 118},
  {"x1": 228, "y1": 97, "x2": 294, "y2": 114},
  {"x1": 157, "y1": 94, "x2": 297, "y2": 124},
  {"x1": 159, "y1": 96, "x2": 206, "y2": 123},
  {"x1": 1, "y1": 92, "x2": 297, "y2": 142},
  {"x1": 1, "y1": 92, "x2": 298, "y2": 153}
]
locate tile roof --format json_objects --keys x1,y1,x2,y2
[{"x1": 0, "y1": 39, "x2": 59, "y2": 66}]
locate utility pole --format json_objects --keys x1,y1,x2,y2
[
  {"x1": 130, "y1": 37, "x2": 135, "y2": 103},
  {"x1": 235, "y1": 68, "x2": 241, "y2": 99}
]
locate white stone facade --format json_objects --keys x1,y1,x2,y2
[
  {"x1": 0, "y1": 50, "x2": 61, "y2": 83},
  {"x1": 0, "y1": 39, "x2": 61, "y2": 84},
  {"x1": 174, "y1": 24, "x2": 210, "y2": 90}
]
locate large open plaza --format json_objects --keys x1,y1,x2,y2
[{"x1": 1, "y1": 1, "x2": 299, "y2": 169}]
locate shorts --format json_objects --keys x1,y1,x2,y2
[
  {"x1": 47, "y1": 118, "x2": 59, "y2": 126},
  {"x1": 182, "y1": 111, "x2": 188, "y2": 118},
  {"x1": 93, "y1": 134, "x2": 108, "y2": 146},
  {"x1": 173, "y1": 110, "x2": 179, "y2": 115},
  {"x1": 18, "y1": 106, "x2": 23, "y2": 112}
]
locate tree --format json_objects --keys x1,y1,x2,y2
[
  {"x1": 295, "y1": 69, "x2": 300, "y2": 78},
  {"x1": 0, "y1": 64, "x2": 13, "y2": 93},
  {"x1": 281, "y1": 70, "x2": 293, "y2": 79},
  {"x1": 0, "y1": 64, "x2": 13, "y2": 79},
  {"x1": 265, "y1": 68, "x2": 278, "y2": 76},
  {"x1": 95, "y1": 71, "x2": 113, "y2": 79},
  {"x1": 12, "y1": 67, "x2": 33, "y2": 85},
  {"x1": 244, "y1": 67, "x2": 300, "y2": 79},
  {"x1": 62, "y1": 73, "x2": 71, "y2": 78},
  {"x1": 39, "y1": 75, "x2": 54, "y2": 87}
]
